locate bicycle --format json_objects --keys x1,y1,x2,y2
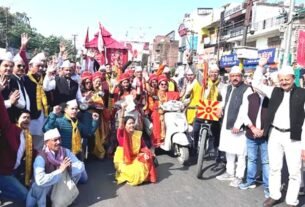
[
  {"x1": 196, "y1": 119, "x2": 213, "y2": 178},
  {"x1": 191, "y1": 99, "x2": 221, "y2": 178}
]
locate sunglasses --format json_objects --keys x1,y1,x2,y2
[
  {"x1": 159, "y1": 83, "x2": 168, "y2": 86},
  {"x1": 85, "y1": 81, "x2": 92, "y2": 84},
  {"x1": 17, "y1": 64, "x2": 25, "y2": 68}
]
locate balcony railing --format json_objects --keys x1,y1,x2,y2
[
  {"x1": 220, "y1": 16, "x2": 285, "y2": 40},
  {"x1": 252, "y1": 17, "x2": 285, "y2": 31}
]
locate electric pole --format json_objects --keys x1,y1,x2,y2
[
  {"x1": 242, "y1": 0, "x2": 253, "y2": 46},
  {"x1": 283, "y1": 0, "x2": 295, "y2": 66}
]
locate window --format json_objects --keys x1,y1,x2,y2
[{"x1": 268, "y1": 36, "x2": 281, "y2": 48}]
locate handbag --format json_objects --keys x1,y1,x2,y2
[{"x1": 51, "y1": 170, "x2": 79, "y2": 207}]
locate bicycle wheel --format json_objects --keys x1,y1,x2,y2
[{"x1": 196, "y1": 128, "x2": 208, "y2": 178}]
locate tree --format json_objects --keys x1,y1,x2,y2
[{"x1": 0, "y1": 6, "x2": 74, "y2": 59}]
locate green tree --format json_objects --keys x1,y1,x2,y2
[{"x1": 0, "y1": 6, "x2": 74, "y2": 58}]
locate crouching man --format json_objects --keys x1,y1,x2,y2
[{"x1": 26, "y1": 128, "x2": 85, "y2": 207}]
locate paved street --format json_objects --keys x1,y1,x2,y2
[{"x1": 2, "y1": 153, "x2": 305, "y2": 207}]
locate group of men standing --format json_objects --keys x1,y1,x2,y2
[{"x1": 0, "y1": 32, "x2": 305, "y2": 207}]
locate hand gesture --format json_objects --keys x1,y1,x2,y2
[
  {"x1": 84, "y1": 91, "x2": 93, "y2": 101},
  {"x1": 162, "y1": 60, "x2": 167, "y2": 66},
  {"x1": 216, "y1": 108, "x2": 223, "y2": 118},
  {"x1": 121, "y1": 102, "x2": 128, "y2": 110},
  {"x1": 92, "y1": 112, "x2": 99, "y2": 120},
  {"x1": 9, "y1": 90, "x2": 20, "y2": 105},
  {"x1": 258, "y1": 57, "x2": 268, "y2": 67},
  {"x1": 21, "y1": 33, "x2": 30, "y2": 47},
  {"x1": 231, "y1": 127, "x2": 240, "y2": 134},
  {"x1": 53, "y1": 105, "x2": 62, "y2": 115},
  {"x1": 0, "y1": 76, "x2": 8, "y2": 92},
  {"x1": 59, "y1": 157, "x2": 71, "y2": 173},
  {"x1": 59, "y1": 42, "x2": 66, "y2": 53},
  {"x1": 62, "y1": 51, "x2": 68, "y2": 60},
  {"x1": 251, "y1": 127, "x2": 263, "y2": 138}
]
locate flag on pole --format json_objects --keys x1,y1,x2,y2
[
  {"x1": 200, "y1": 61, "x2": 209, "y2": 98},
  {"x1": 98, "y1": 23, "x2": 104, "y2": 52},
  {"x1": 84, "y1": 27, "x2": 89, "y2": 47}
]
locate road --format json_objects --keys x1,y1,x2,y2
[{"x1": 2, "y1": 154, "x2": 305, "y2": 207}]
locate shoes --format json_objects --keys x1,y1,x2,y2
[
  {"x1": 216, "y1": 172, "x2": 235, "y2": 181},
  {"x1": 239, "y1": 182, "x2": 256, "y2": 190},
  {"x1": 263, "y1": 189, "x2": 270, "y2": 199},
  {"x1": 263, "y1": 197, "x2": 281, "y2": 207},
  {"x1": 229, "y1": 177, "x2": 242, "y2": 188},
  {"x1": 211, "y1": 162, "x2": 225, "y2": 172}
]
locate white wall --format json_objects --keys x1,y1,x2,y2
[
  {"x1": 256, "y1": 37, "x2": 268, "y2": 49},
  {"x1": 253, "y1": 4, "x2": 281, "y2": 23}
]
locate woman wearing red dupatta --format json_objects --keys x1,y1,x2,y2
[
  {"x1": 151, "y1": 75, "x2": 180, "y2": 147},
  {"x1": 113, "y1": 103, "x2": 157, "y2": 186}
]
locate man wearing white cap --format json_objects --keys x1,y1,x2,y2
[
  {"x1": 43, "y1": 59, "x2": 86, "y2": 106},
  {"x1": 252, "y1": 58, "x2": 305, "y2": 207},
  {"x1": 193, "y1": 64, "x2": 225, "y2": 165},
  {"x1": 26, "y1": 128, "x2": 85, "y2": 207},
  {"x1": 0, "y1": 50, "x2": 22, "y2": 113},
  {"x1": 43, "y1": 99, "x2": 99, "y2": 162},
  {"x1": 4, "y1": 53, "x2": 31, "y2": 123},
  {"x1": 24, "y1": 52, "x2": 48, "y2": 151},
  {"x1": 216, "y1": 65, "x2": 252, "y2": 188},
  {"x1": 182, "y1": 66, "x2": 202, "y2": 124}
]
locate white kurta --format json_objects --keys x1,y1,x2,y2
[{"x1": 218, "y1": 85, "x2": 252, "y2": 156}]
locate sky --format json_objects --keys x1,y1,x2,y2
[{"x1": 0, "y1": 0, "x2": 303, "y2": 48}]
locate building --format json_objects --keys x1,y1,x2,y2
[
  {"x1": 151, "y1": 35, "x2": 179, "y2": 68},
  {"x1": 218, "y1": 0, "x2": 304, "y2": 71}
]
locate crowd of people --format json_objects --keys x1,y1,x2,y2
[{"x1": 0, "y1": 33, "x2": 305, "y2": 207}]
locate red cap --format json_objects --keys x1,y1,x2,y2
[
  {"x1": 92, "y1": 71, "x2": 103, "y2": 81},
  {"x1": 118, "y1": 73, "x2": 130, "y2": 82},
  {"x1": 149, "y1": 74, "x2": 158, "y2": 83},
  {"x1": 81, "y1": 71, "x2": 92, "y2": 81},
  {"x1": 158, "y1": 74, "x2": 168, "y2": 84}
]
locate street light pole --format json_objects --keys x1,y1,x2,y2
[{"x1": 283, "y1": 0, "x2": 295, "y2": 66}]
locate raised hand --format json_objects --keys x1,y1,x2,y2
[
  {"x1": 59, "y1": 42, "x2": 66, "y2": 53},
  {"x1": 21, "y1": 33, "x2": 30, "y2": 47},
  {"x1": 53, "y1": 105, "x2": 62, "y2": 115}
]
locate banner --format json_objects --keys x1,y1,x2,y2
[
  {"x1": 297, "y1": 30, "x2": 305, "y2": 67},
  {"x1": 219, "y1": 48, "x2": 276, "y2": 67}
]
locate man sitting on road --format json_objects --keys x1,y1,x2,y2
[{"x1": 26, "y1": 128, "x2": 85, "y2": 207}]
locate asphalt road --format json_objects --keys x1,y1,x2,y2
[{"x1": 2, "y1": 153, "x2": 305, "y2": 207}]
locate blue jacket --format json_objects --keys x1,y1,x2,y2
[{"x1": 43, "y1": 112, "x2": 99, "y2": 150}]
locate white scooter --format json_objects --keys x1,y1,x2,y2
[{"x1": 159, "y1": 100, "x2": 191, "y2": 165}]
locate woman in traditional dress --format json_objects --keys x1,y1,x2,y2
[
  {"x1": 113, "y1": 103, "x2": 157, "y2": 186},
  {"x1": 150, "y1": 74, "x2": 180, "y2": 147}
]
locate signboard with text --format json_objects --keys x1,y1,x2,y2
[{"x1": 219, "y1": 48, "x2": 276, "y2": 68}]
